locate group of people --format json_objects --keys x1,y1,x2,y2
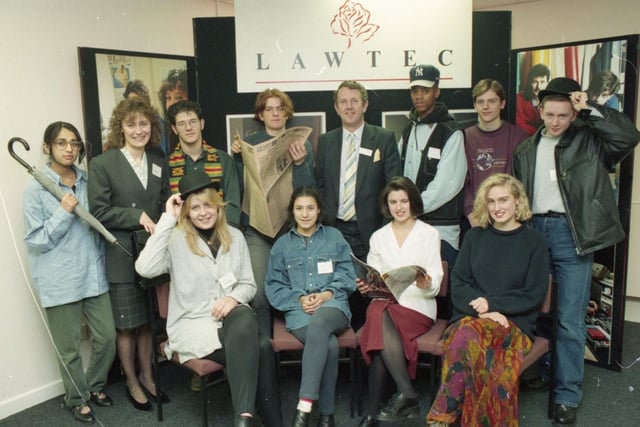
[{"x1": 23, "y1": 62, "x2": 639, "y2": 427}]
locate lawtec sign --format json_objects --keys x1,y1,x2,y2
[{"x1": 234, "y1": 0, "x2": 472, "y2": 92}]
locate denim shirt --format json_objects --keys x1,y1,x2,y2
[
  {"x1": 23, "y1": 165, "x2": 109, "y2": 307},
  {"x1": 265, "y1": 224, "x2": 355, "y2": 330}
]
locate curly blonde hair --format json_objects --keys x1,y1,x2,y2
[
  {"x1": 472, "y1": 173, "x2": 532, "y2": 228},
  {"x1": 105, "y1": 97, "x2": 161, "y2": 149},
  {"x1": 178, "y1": 188, "x2": 231, "y2": 256}
]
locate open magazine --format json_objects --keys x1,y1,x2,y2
[{"x1": 350, "y1": 253, "x2": 426, "y2": 301}]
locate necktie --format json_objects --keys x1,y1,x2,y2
[{"x1": 342, "y1": 133, "x2": 357, "y2": 221}]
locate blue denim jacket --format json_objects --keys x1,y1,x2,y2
[
  {"x1": 266, "y1": 224, "x2": 355, "y2": 330},
  {"x1": 23, "y1": 165, "x2": 109, "y2": 307}
]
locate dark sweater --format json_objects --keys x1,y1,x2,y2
[{"x1": 450, "y1": 224, "x2": 549, "y2": 338}]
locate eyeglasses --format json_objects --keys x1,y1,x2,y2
[
  {"x1": 175, "y1": 118, "x2": 200, "y2": 129},
  {"x1": 474, "y1": 98, "x2": 501, "y2": 107},
  {"x1": 264, "y1": 106, "x2": 284, "y2": 113},
  {"x1": 53, "y1": 139, "x2": 83, "y2": 150}
]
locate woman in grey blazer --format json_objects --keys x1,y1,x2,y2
[{"x1": 89, "y1": 97, "x2": 169, "y2": 411}]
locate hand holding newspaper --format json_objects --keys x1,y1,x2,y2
[
  {"x1": 351, "y1": 253, "x2": 427, "y2": 302},
  {"x1": 239, "y1": 126, "x2": 312, "y2": 237}
]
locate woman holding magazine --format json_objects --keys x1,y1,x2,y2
[{"x1": 356, "y1": 176, "x2": 443, "y2": 426}]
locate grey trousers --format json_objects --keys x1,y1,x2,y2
[
  {"x1": 290, "y1": 307, "x2": 348, "y2": 416},
  {"x1": 45, "y1": 292, "x2": 116, "y2": 408}
]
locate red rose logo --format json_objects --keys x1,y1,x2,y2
[{"x1": 330, "y1": 1, "x2": 379, "y2": 48}]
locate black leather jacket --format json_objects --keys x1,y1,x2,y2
[{"x1": 513, "y1": 104, "x2": 639, "y2": 255}]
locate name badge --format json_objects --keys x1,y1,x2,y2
[
  {"x1": 219, "y1": 272, "x2": 237, "y2": 289},
  {"x1": 317, "y1": 260, "x2": 333, "y2": 275},
  {"x1": 549, "y1": 169, "x2": 557, "y2": 182},
  {"x1": 152, "y1": 163, "x2": 162, "y2": 178},
  {"x1": 427, "y1": 147, "x2": 441, "y2": 160},
  {"x1": 359, "y1": 147, "x2": 372, "y2": 157}
]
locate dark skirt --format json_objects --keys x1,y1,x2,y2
[
  {"x1": 359, "y1": 299, "x2": 434, "y2": 379},
  {"x1": 109, "y1": 282, "x2": 150, "y2": 329}
]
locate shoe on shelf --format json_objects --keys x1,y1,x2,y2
[
  {"x1": 358, "y1": 414, "x2": 379, "y2": 427},
  {"x1": 126, "y1": 385, "x2": 152, "y2": 411},
  {"x1": 71, "y1": 405, "x2": 95, "y2": 424},
  {"x1": 89, "y1": 390, "x2": 113, "y2": 407},
  {"x1": 553, "y1": 404, "x2": 577, "y2": 425},
  {"x1": 317, "y1": 414, "x2": 335, "y2": 427},
  {"x1": 376, "y1": 392, "x2": 420, "y2": 422},
  {"x1": 291, "y1": 409, "x2": 311, "y2": 427},
  {"x1": 139, "y1": 380, "x2": 170, "y2": 403}
]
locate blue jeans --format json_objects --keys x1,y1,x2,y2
[{"x1": 533, "y1": 215, "x2": 593, "y2": 408}]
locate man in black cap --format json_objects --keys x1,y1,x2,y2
[
  {"x1": 513, "y1": 77, "x2": 639, "y2": 425},
  {"x1": 399, "y1": 64, "x2": 466, "y2": 270}
]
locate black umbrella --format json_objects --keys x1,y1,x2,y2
[{"x1": 9, "y1": 137, "x2": 132, "y2": 257}]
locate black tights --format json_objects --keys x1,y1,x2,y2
[{"x1": 365, "y1": 310, "x2": 417, "y2": 415}]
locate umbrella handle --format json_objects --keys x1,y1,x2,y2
[{"x1": 8, "y1": 137, "x2": 33, "y2": 171}]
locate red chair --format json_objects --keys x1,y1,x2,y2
[{"x1": 150, "y1": 283, "x2": 227, "y2": 427}]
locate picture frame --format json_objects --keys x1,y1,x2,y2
[
  {"x1": 226, "y1": 112, "x2": 327, "y2": 156},
  {"x1": 510, "y1": 35, "x2": 639, "y2": 370},
  {"x1": 78, "y1": 47, "x2": 196, "y2": 159}
]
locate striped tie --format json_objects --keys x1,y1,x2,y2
[{"x1": 342, "y1": 133, "x2": 357, "y2": 221}]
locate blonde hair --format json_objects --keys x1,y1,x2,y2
[
  {"x1": 472, "y1": 173, "x2": 532, "y2": 228},
  {"x1": 178, "y1": 188, "x2": 231, "y2": 255}
]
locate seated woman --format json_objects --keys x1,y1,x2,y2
[
  {"x1": 135, "y1": 169, "x2": 281, "y2": 427},
  {"x1": 357, "y1": 176, "x2": 443, "y2": 426},
  {"x1": 426, "y1": 173, "x2": 549, "y2": 427},
  {"x1": 265, "y1": 186, "x2": 356, "y2": 427}
]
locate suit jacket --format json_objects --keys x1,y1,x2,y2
[
  {"x1": 315, "y1": 122, "x2": 400, "y2": 248},
  {"x1": 88, "y1": 148, "x2": 169, "y2": 283}
]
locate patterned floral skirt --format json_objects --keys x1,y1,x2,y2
[{"x1": 426, "y1": 316, "x2": 532, "y2": 427}]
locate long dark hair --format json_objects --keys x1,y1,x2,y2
[{"x1": 287, "y1": 186, "x2": 326, "y2": 228}]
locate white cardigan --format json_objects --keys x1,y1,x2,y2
[
  {"x1": 135, "y1": 213, "x2": 256, "y2": 363},
  {"x1": 367, "y1": 220, "x2": 443, "y2": 320}
]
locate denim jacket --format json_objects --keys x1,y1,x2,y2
[
  {"x1": 24, "y1": 165, "x2": 108, "y2": 307},
  {"x1": 265, "y1": 224, "x2": 355, "y2": 330}
]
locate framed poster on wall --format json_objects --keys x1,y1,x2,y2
[
  {"x1": 78, "y1": 47, "x2": 196, "y2": 159},
  {"x1": 510, "y1": 34, "x2": 639, "y2": 370}
]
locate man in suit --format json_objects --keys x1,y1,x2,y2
[{"x1": 315, "y1": 80, "x2": 401, "y2": 328}]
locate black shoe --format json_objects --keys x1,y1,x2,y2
[
  {"x1": 140, "y1": 382, "x2": 170, "y2": 403},
  {"x1": 522, "y1": 375, "x2": 551, "y2": 391},
  {"x1": 376, "y1": 392, "x2": 420, "y2": 422},
  {"x1": 126, "y1": 386, "x2": 152, "y2": 411},
  {"x1": 291, "y1": 409, "x2": 311, "y2": 427},
  {"x1": 89, "y1": 391, "x2": 113, "y2": 407},
  {"x1": 554, "y1": 404, "x2": 577, "y2": 425},
  {"x1": 236, "y1": 414, "x2": 256, "y2": 427},
  {"x1": 317, "y1": 414, "x2": 334, "y2": 427},
  {"x1": 358, "y1": 415, "x2": 379, "y2": 427},
  {"x1": 71, "y1": 405, "x2": 95, "y2": 424}
]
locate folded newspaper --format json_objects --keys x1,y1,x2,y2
[
  {"x1": 351, "y1": 253, "x2": 426, "y2": 301},
  {"x1": 239, "y1": 126, "x2": 312, "y2": 238}
]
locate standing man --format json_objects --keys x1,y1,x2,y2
[
  {"x1": 315, "y1": 80, "x2": 400, "y2": 328},
  {"x1": 513, "y1": 77, "x2": 639, "y2": 426},
  {"x1": 167, "y1": 100, "x2": 241, "y2": 227},
  {"x1": 399, "y1": 64, "x2": 466, "y2": 269},
  {"x1": 516, "y1": 63, "x2": 550, "y2": 135},
  {"x1": 464, "y1": 79, "x2": 528, "y2": 226}
]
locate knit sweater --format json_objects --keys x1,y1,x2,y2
[{"x1": 449, "y1": 224, "x2": 549, "y2": 338}]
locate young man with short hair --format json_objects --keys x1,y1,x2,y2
[{"x1": 513, "y1": 77, "x2": 639, "y2": 426}]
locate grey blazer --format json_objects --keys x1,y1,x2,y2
[{"x1": 88, "y1": 148, "x2": 169, "y2": 283}]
